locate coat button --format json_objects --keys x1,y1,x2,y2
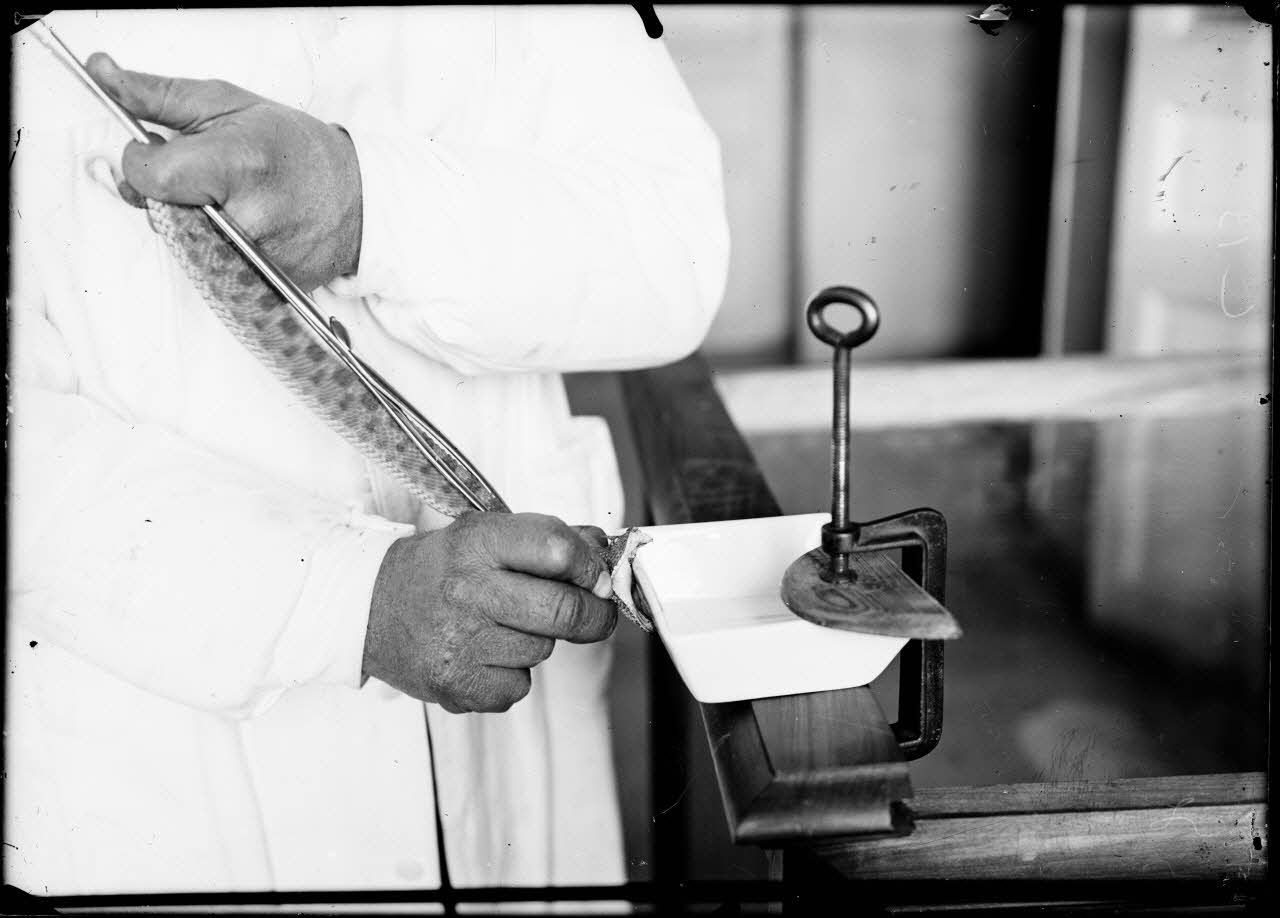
[{"x1": 394, "y1": 858, "x2": 426, "y2": 881}]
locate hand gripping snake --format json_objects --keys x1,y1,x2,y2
[
  {"x1": 29, "y1": 22, "x2": 655, "y2": 626},
  {"x1": 140, "y1": 197, "x2": 654, "y2": 631}
]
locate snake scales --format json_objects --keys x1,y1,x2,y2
[
  {"x1": 146, "y1": 200, "x2": 483, "y2": 518},
  {"x1": 141, "y1": 197, "x2": 654, "y2": 630}
]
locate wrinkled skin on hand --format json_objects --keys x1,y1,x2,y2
[
  {"x1": 363, "y1": 513, "x2": 619, "y2": 714},
  {"x1": 86, "y1": 53, "x2": 362, "y2": 293}
]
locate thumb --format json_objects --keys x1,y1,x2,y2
[{"x1": 86, "y1": 52, "x2": 255, "y2": 132}]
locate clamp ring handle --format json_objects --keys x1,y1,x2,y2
[{"x1": 806, "y1": 286, "x2": 880, "y2": 351}]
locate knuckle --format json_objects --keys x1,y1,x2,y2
[
  {"x1": 518, "y1": 511, "x2": 558, "y2": 538},
  {"x1": 488, "y1": 672, "x2": 531, "y2": 713},
  {"x1": 237, "y1": 140, "x2": 273, "y2": 182},
  {"x1": 512, "y1": 635, "x2": 555, "y2": 667},
  {"x1": 531, "y1": 637, "x2": 555, "y2": 665},
  {"x1": 576, "y1": 598, "x2": 616, "y2": 644},
  {"x1": 449, "y1": 511, "x2": 484, "y2": 546},
  {"x1": 155, "y1": 76, "x2": 183, "y2": 122},
  {"x1": 542, "y1": 537, "x2": 575, "y2": 575},
  {"x1": 443, "y1": 662, "x2": 486, "y2": 713},
  {"x1": 236, "y1": 202, "x2": 275, "y2": 246},
  {"x1": 208, "y1": 78, "x2": 240, "y2": 99},
  {"x1": 439, "y1": 574, "x2": 471, "y2": 613},
  {"x1": 465, "y1": 676, "x2": 510, "y2": 714},
  {"x1": 551, "y1": 589, "x2": 585, "y2": 634}
]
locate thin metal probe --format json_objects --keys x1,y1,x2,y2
[
  {"x1": 32, "y1": 21, "x2": 151, "y2": 144},
  {"x1": 32, "y1": 19, "x2": 510, "y2": 513}
]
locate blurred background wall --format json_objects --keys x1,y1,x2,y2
[
  {"x1": 661, "y1": 4, "x2": 1063, "y2": 364},
  {"x1": 655, "y1": 4, "x2": 1271, "y2": 365}
]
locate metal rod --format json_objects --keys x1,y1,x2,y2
[
  {"x1": 31, "y1": 20, "x2": 360, "y2": 382},
  {"x1": 32, "y1": 19, "x2": 510, "y2": 514},
  {"x1": 830, "y1": 345, "x2": 851, "y2": 578},
  {"x1": 31, "y1": 21, "x2": 151, "y2": 144},
  {"x1": 805, "y1": 286, "x2": 879, "y2": 580}
]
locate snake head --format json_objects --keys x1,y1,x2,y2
[{"x1": 604, "y1": 528, "x2": 655, "y2": 632}]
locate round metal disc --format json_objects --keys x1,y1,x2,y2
[{"x1": 780, "y1": 548, "x2": 962, "y2": 640}]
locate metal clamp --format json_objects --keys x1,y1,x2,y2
[
  {"x1": 851, "y1": 508, "x2": 948, "y2": 760},
  {"x1": 800, "y1": 287, "x2": 949, "y2": 760}
]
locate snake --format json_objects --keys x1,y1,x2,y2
[{"x1": 138, "y1": 196, "x2": 654, "y2": 630}]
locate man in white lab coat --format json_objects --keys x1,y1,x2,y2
[{"x1": 5, "y1": 7, "x2": 729, "y2": 895}]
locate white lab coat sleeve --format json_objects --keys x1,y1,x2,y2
[
  {"x1": 6, "y1": 264, "x2": 409, "y2": 720},
  {"x1": 331, "y1": 6, "x2": 730, "y2": 375}
]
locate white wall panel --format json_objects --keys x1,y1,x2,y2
[
  {"x1": 660, "y1": 6, "x2": 793, "y2": 359},
  {"x1": 798, "y1": 6, "x2": 1051, "y2": 361}
]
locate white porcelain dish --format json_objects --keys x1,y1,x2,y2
[{"x1": 630, "y1": 513, "x2": 909, "y2": 704}]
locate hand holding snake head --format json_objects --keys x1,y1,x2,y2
[{"x1": 366, "y1": 514, "x2": 620, "y2": 714}]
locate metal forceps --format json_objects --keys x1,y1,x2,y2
[{"x1": 31, "y1": 19, "x2": 511, "y2": 514}]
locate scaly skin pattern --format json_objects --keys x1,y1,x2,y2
[
  {"x1": 145, "y1": 200, "x2": 653, "y2": 629},
  {"x1": 146, "y1": 199, "x2": 481, "y2": 518}
]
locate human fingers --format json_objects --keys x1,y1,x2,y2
[
  {"x1": 574, "y1": 525, "x2": 609, "y2": 552},
  {"x1": 86, "y1": 53, "x2": 257, "y2": 132},
  {"x1": 438, "y1": 564, "x2": 615, "y2": 644},
  {"x1": 490, "y1": 571, "x2": 618, "y2": 644},
  {"x1": 467, "y1": 513, "x2": 612, "y2": 599},
  {"x1": 120, "y1": 131, "x2": 234, "y2": 206},
  {"x1": 437, "y1": 666, "x2": 532, "y2": 715},
  {"x1": 473, "y1": 627, "x2": 556, "y2": 669}
]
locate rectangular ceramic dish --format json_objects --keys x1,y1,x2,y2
[{"x1": 630, "y1": 513, "x2": 908, "y2": 703}]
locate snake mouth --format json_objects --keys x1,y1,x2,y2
[{"x1": 605, "y1": 528, "x2": 654, "y2": 632}]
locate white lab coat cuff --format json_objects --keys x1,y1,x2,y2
[
  {"x1": 259, "y1": 512, "x2": 414, "y2": 711},
  {"x1": 329, "y1": 128, "x2": 435, "y2": 303}
]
